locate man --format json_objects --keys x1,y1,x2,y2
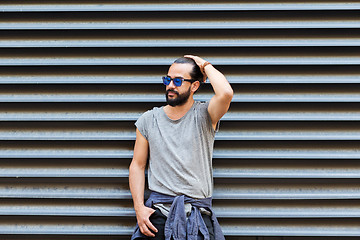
[{"x1": 129, "y1": 55, "x2": 233, "y2": 240}]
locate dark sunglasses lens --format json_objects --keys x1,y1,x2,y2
[
  {"x1": 162, "y1": 76, "x2": 171, "y2": 85},
  {"x1": 173, "y1": 78, "x2": 182, "y2": 87}
]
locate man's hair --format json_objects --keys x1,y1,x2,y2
[{"x1": 173, "y1": 57, "x2": 204, "y2": 83}]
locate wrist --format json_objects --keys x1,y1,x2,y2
[
  {"x1": 200, "y1": 61, "x2": 211, "y2": 74},
  {"x1": 134, "y1": 202, "x2": 145, "y2": 211},
  {"x1": 200, "y1": 61, "x2": 212, "y2": 82}
]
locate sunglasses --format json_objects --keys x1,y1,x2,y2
[{"x1": 162, "y1": 76, "x2": 195, "y2": 87}]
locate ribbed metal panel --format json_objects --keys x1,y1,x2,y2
[{"x1": 0, "y1": 1, "x2": 359, "y2": 239}]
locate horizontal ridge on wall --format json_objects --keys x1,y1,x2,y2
[
  {"x1": 1, "y1": 30, "x2": 360, "y2": 48},
  {"x1": 0, "y1": 177, "x2": 359, "y2": 200},
  {"x1": 0, "y1": 11, "x2": 359, "y2": 29},
  {"x1": 2, "y1": 140, "x2": 360, "y2": 159},
  {"x1": 2, "y1": 102, "x2": 360, "y2": 121},
  {"x1": 1, "y1": 1, "x2": 360, "y2": 12},
  {"x1": 2, "y1": 198, "x2": 360, "y2": 218},
  {"x1": 1, "y1": 84, "x2": 360, "y2": 102},
  {"x1": 0, "y1": 217, "x2": 359, "y2": 236},
  {"x1": 0, "y1": 66, "x2": 359, "y2": 84},
  {"x1": 3, "y1": 121, "x2": 360, "y2": 140},
  {"x1": 0, "y1": 158, "x2": 360, "y2": 179},
  {"x1": 0, "y1": 47, "x2": 359, "y2": 65}
]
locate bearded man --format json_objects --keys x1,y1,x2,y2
[{"x1": 129, "y1": 55, "x2": 233, "y2": 240}]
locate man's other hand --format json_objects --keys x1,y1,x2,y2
[{"x1": 135, "y1": 205, "x2": 158, "y2": 237}]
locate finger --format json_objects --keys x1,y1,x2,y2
[
  {"x1": 184, "y1": 54, "x2": 196, "y2": 59},
  {"x1": 140, "y1": 225, "x2": 155, "y2": 237},
  {"x1": 145, "y1": 218, "x2": 158, "y2": 233}
]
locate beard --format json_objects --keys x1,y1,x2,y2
[{"x1": 166, "y1": 86, "x2": 191, "y2": 107}]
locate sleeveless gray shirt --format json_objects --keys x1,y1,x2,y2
[{"x1": 135, "y1": 101, "x2": 217, "y2": 199}]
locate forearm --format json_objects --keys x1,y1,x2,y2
[
  {"x1": 129, "y1": 161, "x2": 146, "y2": 211},
  {"x1": 204, "y1": 64, "x2": 233, "y2": 98},
  {"x1": 129, "y1": 160, "x2": 157, "y2": 236}
]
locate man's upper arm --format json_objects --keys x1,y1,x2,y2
[
  {"x1": 207, "y1": 94, "x2": 232, "y2": 129},
  {"x1": 132, "y1": 128, "x2": 149, "y2": 168}
]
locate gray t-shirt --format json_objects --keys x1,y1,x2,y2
[{"x1": 135, "y1": 101, "x2": 217, "y2": 199}]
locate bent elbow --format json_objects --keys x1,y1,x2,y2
[{"x1": 223, "y1": 88, "x2": 234, "y2": 102}]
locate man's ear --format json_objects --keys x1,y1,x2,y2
[{"x1": 191, "y1": 81, "x2": 200, "y2": 93}]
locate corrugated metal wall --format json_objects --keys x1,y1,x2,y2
[{"x1": 1, "y1": 1, "x2": 360, "y2": 239}]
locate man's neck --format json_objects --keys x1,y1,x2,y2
[{"x1": 164, "y1": 98, "x2": 195, "y2": 121}]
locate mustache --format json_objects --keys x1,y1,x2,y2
[{"x1": 166, "y1": 89, "x2": 179, "y2": 95}]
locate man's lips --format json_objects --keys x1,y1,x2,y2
[{"x1": 167, "y1": 90, "x2": 178, "y2": 97}]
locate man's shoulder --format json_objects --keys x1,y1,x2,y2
[{"x1": 139, "y1": 106, "x2": 162, "y2": 119}]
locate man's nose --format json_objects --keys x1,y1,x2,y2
[{"x1": 168, "y1": 80, "x2": 176, "y2": 88}]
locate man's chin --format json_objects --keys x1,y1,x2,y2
[
  {"x1": 167, "y1": 99, "x2": 179, "y2": 107},
  {"x1": 167, "y1": 97, "x2": 183, "y2": 107}
]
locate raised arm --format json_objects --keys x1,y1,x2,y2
[
  {"x1": 129, "y1": 129, "x2": 158, "y2": 237},
  {"x1": 184, "y1": 55, "x2": 233, "y2": 129}
]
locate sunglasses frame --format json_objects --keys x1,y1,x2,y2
[{"x1": 162, "y1": 76, "x2": 196, "y2": 87}]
